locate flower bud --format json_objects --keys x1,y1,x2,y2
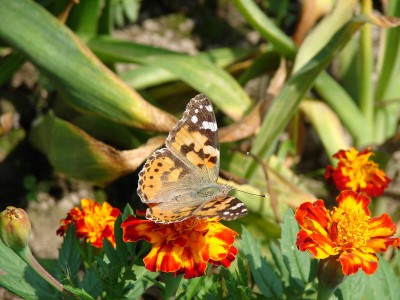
[{"x1": 0, "y1": 207, "x2": 32, "y2": 251}]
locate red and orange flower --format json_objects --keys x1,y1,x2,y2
[
  {"x1": 325, "y1": 147, "x2": 390, "y2": 197},
  {"x1": 121, "y1": 216, "x2": 238, "y2": 279},
  {"x1": 57, "y1": 199, "x2": 121, "y2": 248},
  {"x1": 295, "y1": 190, "x2": 399, "y2": 275}
]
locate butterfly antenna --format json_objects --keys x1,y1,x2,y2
[
  {"x1": 234, "y1": 189, "x2": 267, "y2": 198},
  {"x1": 224, "y1": 152, "x2": 267, "y2": 198}
]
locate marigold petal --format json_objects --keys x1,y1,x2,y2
[
  {"x1": 338, "y1": 250, "x2": 378, "y2": 275},
  {"x1": 296, "y1": 230, "x2": 337, "y2": 259},
  {"x1": 364, "y1": 237, "x2": 400, "y2": 253},
  {"x1": 295, "y1": 200, "x2": 329, "y2": 229},
  {"x1": 178, "y1": 247, "x2": 208, "y2": 279},
  {"x1": 368, "y1": 214, "x2": 396, "y2": 237},
  {"x1": 336, "y1": 190, "x2": 370, "y2": 215},
  {"x1": 121, "y1": 216, "x2": 163, "y2": 243},
  {"x1": 209, "y1": 245, "x2": 238, "y2": 267}
]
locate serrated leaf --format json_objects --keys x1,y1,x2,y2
[
  {"x1": 364, "y1": 257, "x2": 400, "y2": 300},
  {"x1": 241, "y1": 226, "x2": 283, "y2": 298},
  {"x1": 57, "y1": 225, "x2": 81, "y2": 284},
  {"x1": 269, "y1": 242, "x2": 290, "y2": 286},
  {"x1": 336, "y1": 271, "x2": 366, "y2": 300},
  {"x1": 114, "y1": 215, "x2": 129, "y2": 266},
  {"x1": 103, "y1": 238, "x2": 121, "y2": 268},
  {"x1": 279, "y1": 209, "x2": 310, "y2": 289},
  {"x1": 80, "y1": 269, "x2": 103, "y2": 299},
  {"x1": 0, "y1": 239, "x2": 56, "y2": 299}
]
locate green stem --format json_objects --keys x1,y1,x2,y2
[
  {"x1": 359, "y1": 0, "x2": 374, "y2": 127},
  {"x1": 16, "y1": 247, "x2": 78, "y2": 298}
]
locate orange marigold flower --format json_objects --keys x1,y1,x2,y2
[
  {"x1": 121, "y1": 216, "x2": 238, "y2": 279},
  {"x1": 295, "y1": 190, "x2": 400, "y2": 275},
  {"x1": 57, "y1": 199, "x2": 121, "y2": 248},
  {"x1": 325, "y1": 147, "x2": 391, "y2": 197}
]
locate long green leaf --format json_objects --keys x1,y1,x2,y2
[
  {"x1": 0, "y1": 0, "x2": 176, "y2": 131},
  {"x1": 154, "y1": 56, "x2": 251, "y2": 120},
  {"x1": 89, "y1": 37, "x2": 252, "y2": 119},
  {"x1": 0, "y1": 52, "x2": 25, "y2": 86},
  {"x1": 300, "y1": 99, "x2": 349, "y2": 160},
  {"x1": 246, "y1": 18, "x2": 364, "y2": 176},
  {"x1": 120, "y1": 47, "x2": 253, "y2": 89},
  {"x1": 29, "y1": 114, "x2": 164, "y2": 185},
  {"x1": 314, "y1": 72, "x2": 372, "y2": 146},
  {"x1": 232, "y1": 0, "x2": 296, "y2": 58},
  {"x1": 0, "y1": 240, "x2": 55, "y2": 299}
]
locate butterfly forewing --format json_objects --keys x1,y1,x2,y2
[{"x1": 166, "y1": 94, "x2": 220, "y2": 183}]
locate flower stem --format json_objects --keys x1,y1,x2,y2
[{"x1": 16, "y1": 246, "x2": 78, "y2": 298}]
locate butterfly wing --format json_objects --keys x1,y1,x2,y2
[
  {"x1": 146, "y1": 195, "x2": 248, "y2": 223},
  {"x1": 165, "y1": 94, "x2": 220, "y2": 183},
  {"x1": 193, "y1": 195, "x2": 248, "y2": 221},
  {"x1": 137, "y1": 148, "x2": 193, "y2": 204}
]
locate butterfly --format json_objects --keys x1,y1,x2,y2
[{"x1": 137, "y1": 94, "x2": 248, "y2": 223}]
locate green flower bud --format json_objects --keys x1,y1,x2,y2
[{"x1": 0, "y1": 207, "x2": 31, "y2": 251}]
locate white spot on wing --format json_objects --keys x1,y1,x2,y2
[
  {"x1": 191, "y1": 115, "x2": 198, "y2": 123},
  {"x1": 201, "y1": 121, "x2": 217, "y2": 131},
  {"x1": 195, "y1": 109, "x2": 199, "y2": 113},
  {"x1": 205, "y1": 105, "x2": 212, "y2": 112}
]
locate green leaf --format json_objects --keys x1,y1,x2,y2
[
  {"x1": 120, "y1": 47, "x2": 253, "y2": 90},
  {"x1": 364, "y1": 257, "x2": 400, "y2": 300},
  {"x1": 246, "y1": 17, "x2": 365, "y2": 175},
  {"x1": 336, "y1": 271, "x2": 366, "y2": 300},
  {"x1": 103, "y1": 238, "x2": 121, "y2": 269},
  {"x1": 67, "y1": 0, "x2": 101, "y2": 35},
  {"x1": 57, "y1": 225, "x2": 82, "y2": 284},
  {"x1": 30, "y1": 114, "x2": 162, "y2": 185},
  {"x1": 0, "y1": 0, "x2": 176, "y2": 131},
  {"x1": 232, "y1": 0, "x2": 296, "y2": 58},
  {"x1": 300, "y1": 100, "x2": 349, "y2": 160},
  {"x1": 279, "y1": 209, "x2": 310, "y2": 288},
  {"x1": 0, "y1": 51, "x2": 25, "y2": 86},
  {"x1": 114, "y1": 214, "x2": 129, "y2": 266},
  {"x1": 80, "y1": 269, "x2": 103, "y2": 299},
  {"x1": 154, "y1": 55, "x2": 251, "y2": 120},
  {"x1": 269, "y1": 242, "x2": 290, "y2": 286},
  {"x1": 0, "y1": 239, "x2": 56, "y2": 299},
  {"x1": 293, "y1": 0, "x2": 358, "y2": 72},
  {"x1": 122, "y1": 0, "x2": 141, "y2": 22},
  {"x1": 314, "y1": 72, "x2": 372, "y2": 146},
  {"x1": 241, "y1": 226, "x2": 283, "y2": 298}
]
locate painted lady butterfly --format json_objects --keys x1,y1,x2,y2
[{"x1": 137, "y1": 94, "x2": 248, "y2": 223}]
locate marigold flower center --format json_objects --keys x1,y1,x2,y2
[
  {"x1": 342, "y1": 158, "x2": 378, "y2": 190},
  {"x1": 332, "y1": 208, "x2": 370, "y2": 249}
]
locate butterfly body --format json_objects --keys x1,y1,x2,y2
[{"x1": 137, "y1": 94, "x2": 248, "y2": 224}]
